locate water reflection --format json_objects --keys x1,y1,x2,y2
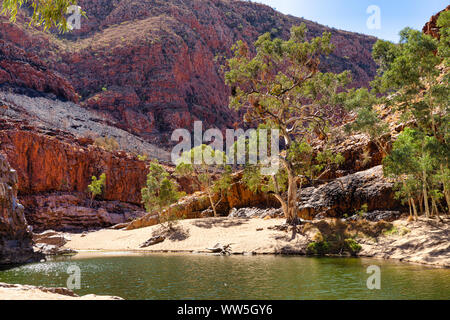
[{"x1": 0, "y1": 253, "x2": 449, "y2": 300}]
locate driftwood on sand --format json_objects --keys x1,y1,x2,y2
[
  {"x1": 206, "y1": 243, "x2": 232, "y2": 255},
  {"x1": 140, "y1": 235, "x2": 166, "y2": 248}
]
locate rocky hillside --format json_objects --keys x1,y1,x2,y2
[{"x1": 0, "y1": 0, "x2": 378, "y2": 146}]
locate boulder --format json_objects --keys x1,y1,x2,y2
[
  {"x1": 228, "y1": 207, "x2": 283, "y2": 219},
  {"x1": 298, "y1": 166, "x2": 402, "y2": 220},
  {"x1": 347, "y1": 210, "x2": 402, "y2": 222}
]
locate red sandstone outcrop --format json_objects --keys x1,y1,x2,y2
[
  {"x1": 0, "y1": 154, "x2": 41, "y2": 264},
  {"x1": 423, "y1": 5, "x2": 449, "y2": 39},
  {"x1": 127, "y1": 165, "x2": 401, "y2": 230},
  {"x1": 0, "y1": 118, "x2": 150, "y2": 230},
  {"x1": 0, "y1": 120, "x2": 147, "y2": 204},
  {"x1": 0, "y1": 0, "x2": 377, "y2": 145},
  {"x1": 21, "y1": 193, "x2": 147, "y2": 232},
  {"x1": 0, "y1": 39, "x2": 77, "y2": 102},
  {"x1": 0, "y1": 117, "x2": 198, "y2": 231}
]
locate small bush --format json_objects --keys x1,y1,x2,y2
[
  {"x1": 356, "y1": 203, "x2": 368, "y2": 217},
  {"x1": 137, "y1": 154, "x2": 148, "y2": 161},
  {"x1": 306, "y1": 240, "x2": 330, "y2": 255},
  {"x1": 345, "y1": 238, "x2": 362, "y2": 255},
  {"x1": 160, "y1": 210, "x2": 186, "y2": 232},
  {"x1": 383, "y1": 226, "x2": 399, "y2": 236},
  {"x1": 87, "y1": 173, "x2": 106, "y2": 206}
]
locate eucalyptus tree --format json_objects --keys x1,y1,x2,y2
[
  {"x1": 225, "y1": 24, "x2": 352, "y2": 224},
  {"x1": 348, "y1": 15, "x2": 449, "y2": 218},
  {"x1": 141, "y1": 161, "x2": 183, "y2": 229},
  {"x1": 1, "y1": 0, "x2": 84, "y2": 32},
  {"x1": 175, "y1": 145, "x2": 232, "y2": 218}
]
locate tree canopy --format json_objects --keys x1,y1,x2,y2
[
  {"x1": 225, "y1": 24, "x2": 352, "y2": 224},
  {"x1": 1, "y1": 0, "x2": 83, "y2": 32}
]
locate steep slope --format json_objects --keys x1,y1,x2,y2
[
  {"x1": 0, "y1": 154, "x2": 41, "y2": 264},
  {"x1": 0, "y1": 0, "x2": 378, "y2": 146}
]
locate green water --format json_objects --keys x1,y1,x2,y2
[{"x1": 1, "y1": 253, "x2": 449, "y2": 300}]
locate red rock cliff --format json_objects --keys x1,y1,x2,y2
[
  {"x1": 423, "y1": 5, "x2": 450, "y2": 39},
  {"x1": 0, "y1": 0, "x2": 378, "y2": 145},
  {"x1": 0, "y1": 153, "x2": 41, "y2": 263},
  {"x1": 0, "y1": 119, "x2": 147, "y2": 204}
]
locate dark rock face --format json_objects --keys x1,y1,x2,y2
[
  {"x1": 0, "y1": 154, "x2": 41, "y2": 264},
  {"x1": 298, "y1": 166, "x2": 402, "y2": 220},
  {"x1": 0, "y1": 0, "x2": 378, "y2": 145},
  {"x1": 228, "y1": 207, "x2": 282, "y2": 219},
  {"x1": 347, "y1": 210, "x2": 402, "y2": 222}
]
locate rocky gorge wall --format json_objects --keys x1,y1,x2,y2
[
  {"x1": 0, "y1": 118, "x2": 150, "y2": 231},
  {"x1": 0, "y1": 153, "x2": 40, "y2": 264},
  {"x1": 0, "y1": 0, "x2": 378, "y2": 146}
]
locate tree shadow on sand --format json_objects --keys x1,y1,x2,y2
[
  {"x1": 192, "y1": 217, "x2": 250, "y2": 229},
  {"x1": 152, "y1": 225, "x2": 190, "y2": 242}
]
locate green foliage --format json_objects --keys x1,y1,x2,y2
[
  {"x1": 94, "y1": 136, "x2": 119, "y2": 152},
  {"x1": 137, "y1": 154, "x2": 148, "y2": 161},
  {"x1": 87, "y1": 173, "x2": 106, "y2": 205},
  {"x1": 307, "y1": 240, "x2": 330, "y2": 255},
  {"x1": 141, "y1": 161, "x2": 182, "y2": 214},
  {"x1": 175, "y1": 145, "x2": 231, "y2": 217},
  {"x1": 383, "y1": 226, "x2": 411, "y2": 236},
  {"x1": 224, "y1": 25, "x2": 355, "y2": 224},
  {"x1": 347, "y1": 21, "x2": 450, "y2": 219},
  {"x1": 1, "y1": 0, "x2": 85, "y2": 32},
  {"x1": 383, "y1": 127, "x2": 448, "y2": 217}
]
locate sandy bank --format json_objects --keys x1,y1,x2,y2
[
  {"x1": 63, "y1": 217, "x2": 450, "y2": 267},
  {"x1": 65, "y1": 218, "x2": 297, "y2": 254},
  {"x1": 0, "y1": 282, "x2": 122, "y2": 300}
]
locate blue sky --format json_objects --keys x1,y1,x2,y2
[{"x1": 255, "y1": 0, "x2": 448, "y2": 42}]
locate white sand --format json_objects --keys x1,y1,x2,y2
[
  {"x1": 64, "y1": 217, "x2": 305, "y2": 254},
  {"x1": 0, "y1": 283, "x2": 122, "y2": 300},
  {"x1": 63, "y1": 216, "x2": 450, "y2": 267}
]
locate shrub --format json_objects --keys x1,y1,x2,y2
[
  {"x1": 307, "y1": 239, "x2": 330, "y2": 256},
  {"x1": 344, "y1": 238, "x2": 362, "y2": 255},
  {"x1": 87, "y1": 173, "x2": 106, "y2": 206},
  {"x1": 142, "y1": 161, "x2": 184, "y2": 231},
  {"x1": 94, "y1": 137, "x2": 119, "y2": 152},
  {"x1": 137, "y1": 154, "x2": 148, "y2": 161},
  {"x1": 356, "y1": 203, "x2": 369, "y2": 217}
]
